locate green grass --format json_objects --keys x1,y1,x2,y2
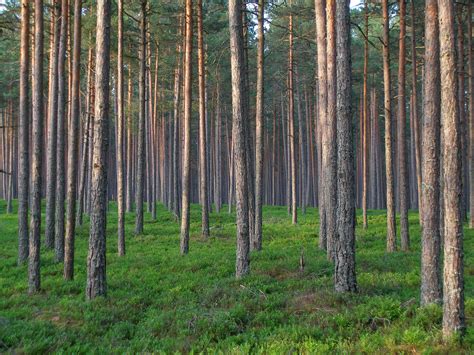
[{"x1": 1, "y1": 200, "x2": 473, "y2": 353}]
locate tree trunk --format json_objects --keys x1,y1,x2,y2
[
  {"x1": 86, "y1": 0, "x2": 111, "y2": 300},
  {"x1": 64, "y1": 0, "x2": 82, "y2": 280},
  {"x1": 135, "y1": 0, "x2": 146, "y2": 235},
  {"x1": 76, "y1": 44, "x2": 93, "y2": 227},
  {"x1": 229, "y1": 0, "x2": 250, "y2": 278},
  {"x1": 53, "y1": 0, "x2": 68, "y2": 262},
  {"x1": 172, "y1": 20, "x2": 182, "y2": 218},
  {"x1": 117, "y1": 0, "x2": 125, "y2": 255},
  {"x1": 197, "y1": 0, "x2": 209, "y2": 237},
  {"x1": 382, "y1": 0, "x2": 396, "y2": 252},
  {"x1": 362, "y1": 0, "x2": 369, "y2": 229},
  {"x1": 398, "y1": 0, "x2": 410, "y2": 251},
  {"x1": 45, "y1": 0, "x2": 60, "y2": 249},
  {"x1": 334, "y1": 0, "x2": 356, "y2": 293},
  {"x1": 314, "y1": 0, "x2": 327, "y2": 251},
  {"x1": 438, "y1": 0, "x2": 465, "y2": 338},
  {"x1": 18, "y1": 0, "x2": 30, "y2": 265},
  {"x1": 126, "y1": 65, "x2": 133, "y2": 212},
  {"x1": 253, "y1": 0, "x2": 264, "y2": 250},
  {"x1": 288, "y1": 4, "x2": 297, "y2": 225},
  {"x1": 180, "y1": 0, "x2": 193, "y2": 254},
  {"x1": 420, "y1": 0, "x2": 441, "y2": 306},
  {"x1": 469, "y1": 2, "x2": 474, "y2": 229},
  {"x1": 29, "y1": 0, "x2": 44, "y2": 294}
]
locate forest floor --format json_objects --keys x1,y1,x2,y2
[{"x1": 0, "y1": 201, "x2": 473, "y2": 353}]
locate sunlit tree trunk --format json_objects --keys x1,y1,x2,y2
[
  {"x1": 253, "y1": 0, "x2": 264, "y2": 250},
  {"x1": 18, "y1": 0, "x2": 30, "y2": 265},
  {"x1": 45, "y1": 0, "x2": 60, "y2": 249},
  {"x1": 382, "y1": 0, "x2": 396, "y2": 252},
  {"x1": 362, "y1": 0, "x2": 368, "y2": 229},
  {"x1": 438, "y1": 0, "x2": 465, "y2": 338},
  {"x1": 197, "y1": 0, "x2": 209, "y2": 237},
  {"x1": 180, "y1": 0, "x2": 193, "y2": 254},
  {"x1": 420, "y1": 0, "x2": 441, "y2": 307},
  {"x1": 314, "y1": 0, "x2": 327, "y2": 250},
  {"x1": 229, "y1": 0, "x2": 250, "y2": 278},
  {"x1": 288, "y1": 3, "x2": 297, "y2": 225},
  {"x1": 135, "y1": 0, "x2": 146, "y2": 235}
]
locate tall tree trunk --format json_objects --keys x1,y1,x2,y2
[
  {"x1": 135, "y1": 0, "x2": 146, "y2": 235},
  {"x1": 398, "y1": 0, "x2": 410, "y2": 251},
  {"x1": 54, "y1": 0, "x2": 68, "y2": 262},
  {"x1": 197, "y1": 0, "x2": 209, "y2": 237},
  {"x1": 253, "y1": 0, "x2": 264, "y2": 250},
  {"x1": 86, "y1": 0, "x2": 111, "y2": 300},
  {"x1": 29, "y1": 0, "x2": 44, "y2": 294},
  {"x1": 420, "y1": 0, "x2": 441, "y2": 306},
  {"x1": 126, "y1": 66, "x2": 133, "y2": 212},
  {"x1": 335, "y1": 0, "x2": 356, "y2": 293},
  {"x1": 438, "y1": 0, "x2": 465, "y2": 338},
  {"x1": 214, "y1": 79, "x2": 222, "y2": 213},
  {"x1": 469, "y1": 2, "x2": 474, "y2": 229},
  {"x1": 314, "y1": 0, "x2": 327, "y2": 250},
  {"x1": 229, "y1": 0, "x2": 250, "y2": 278},
  {"x1": 76, "y1": 44, "x2": 93, "y2": 227},
  {"x1": 117, "y1": 0, "x2": 125, "y2": 255},
  {"x1": 382, "y1": 0, "x2": 396, "y2": 252},
  {"x1": 362, "y1": 0, "x2": 369, "y2": 229},
  {"x1": 180, "y1": 0, "x2": 193, "y2": 254},
  {"x1": 172, "y1": 20, "x2": 182, "y2": 218},
  {"x1": 45, "y1": 0, "x2": 60, "y2": 249},
  {"x1": 18, "y1": 0, "x2": 30, "y2": 265},
  {"x1": 288, "y1": 3, "x2": 297, "y2": 225},
  {"x1": 325, "y1": 0, "x2": 337, "y2": 261},
  {"x1": 64, "y1": 0, "x2": 82, "y2": 281},
  {"x1": 410, "y1": 0, "x2": 421, "y2": 217}
]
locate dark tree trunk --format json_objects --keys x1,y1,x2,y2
[
  {"x1": 29, "y1": 0, "x2": 44, "y2": 294},
  {"x1": 334, "y1": 0, "x2": 356, "y2": 293},
  {"x1": 86, "y1": 0, "x2": 111, "y2": 300},
  {"x1": 54, "y1": 0, "x2": 68, "y2": 262},
  {"x1": 117, "y1": 0, "x2": 125, "y2": 255},
  {"x1": 64, "y1": 0, "x2": 82, "y2": 281}
]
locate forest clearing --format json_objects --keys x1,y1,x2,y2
[{"x1": 0, "y1": 0, "x2": 473, "y2": 352}]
